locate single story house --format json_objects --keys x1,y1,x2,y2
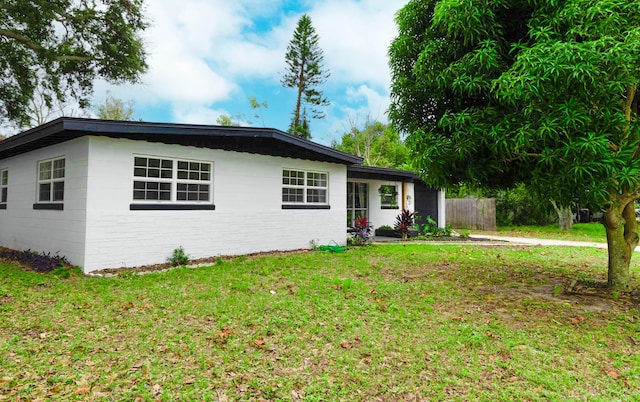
[{"x1": 0, "y1": 118, "x2": 444, "y2": 273}]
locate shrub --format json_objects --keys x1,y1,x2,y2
[
  {"x1": 0, "y1": 247, "x2": 69, "y2": 273},
  {"x1": 349, "y1": 216, "x2": 373, "y2": 246},
  {"x1": 394, "y1": 210, "x2": 416, "y2": 240},
  {"x1": 417, "y1": 214, "x2": 452, "y2": 237},
  {"x1": 167, "y1": 246, "x2": 189, "y2": 266},
  {"x1": 377, "y1": 225, "x2": 393, "y2": 230}
]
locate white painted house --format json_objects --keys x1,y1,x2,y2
[{"x1": 0, "y1": 118, "x2": 444, "y2": 273}]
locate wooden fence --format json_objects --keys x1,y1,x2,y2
[{"x1": 446, "y1": 198, "x2": 496, "y2": 230}]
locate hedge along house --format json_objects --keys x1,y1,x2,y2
[{"x1": 0, "y1": 118, "x2": 443, "y2": 273}]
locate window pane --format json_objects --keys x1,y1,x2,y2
[
  {"x1": 52, "y1": 159, "x2": 65, "y2": 179},
  {"x1": 148, "y1": 168, "x2": 160, "y2": 178},
  {"x1": 1, "y1": 170, "x2": 7, "y2": 185},
  {"x1": 1, "y1": 188, "x2": 6, "y2": 203},
  {"x1": 133, "y1": 190, "x2": 145, "y2": 200},
  {"x1": 39, "y1": 183, "x2": 51, "y2": 202},
  {"x1": 134, "y1": 157, "x2": 147, "y2": 167},
  {"x1": 161, "y1": 160, "x2": 173, "y2": 169},
  {"x1": 134, "y1": 167, "x2": 146, "y2": 177},
  {"x1": 161, "y1": 169, "x2": 172, "y2": 179},
  {"x1": 148, "y1": 158, "x2": 160, "y2": 168},
  {"x1": 39, "y1": 161, "x2": 51, "y2": 180},
  {"x1": 178, "y1": 171, "x2": 188, "y2": 180},
  {"x1": 282, "y1": 188, "x2": 303, "y2": 203},
  {"x1": 53, "y1": 182, "x2": 64, "y2": 201},
  {"x1": 307, "y1": 189, "x2": 327, "y2": 203}
]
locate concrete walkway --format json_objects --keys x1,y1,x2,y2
[{"x1": 468, "y1": 234, "x2": 608, "y2": 249}]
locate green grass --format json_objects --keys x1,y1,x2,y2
[
  {"x1": 479, "y1": 223, "x2": 608, "y2": 243},
  {"x1": 1, "y1": 244, "x2": 639, "y2": 400}
]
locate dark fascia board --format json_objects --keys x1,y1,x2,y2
[
  {"x1": 0, "y1": 117, "x2": 363, "y2": 165},
  {"x1": 347, "y1": 165, "x2": 421, "y2": 183}
]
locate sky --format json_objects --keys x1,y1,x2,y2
[{"x1": 92, "y1": 0, "x2": 407, "y2": 146}]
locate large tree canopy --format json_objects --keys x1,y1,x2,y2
[
  {"x1": 389, "y1": 0, "x2": 640, "y2": 290},
  {"x1": 0, "y1": 0, "x2": 148, "y2": 127},
  {"x1": 332, "y1": 119, "x2": 410, "y2": 169}
]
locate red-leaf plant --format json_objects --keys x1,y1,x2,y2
[{"x1": 394, "y1": 209, "x2": 417, "y2": 240}]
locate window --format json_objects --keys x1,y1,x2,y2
[
  {"x1": 282, "y1": 169, "x2": 329, "y2": 208},
  {"x1": 347, "y1": 182, "x2": 368, "y2": 225},
  {"x1": 0, "y1": 169, "x2": 7, "y2": 209},
  {"x1": 37, "y1": 157, "x2": 65, "y2": 203},
  {"x1": 379, "y1": 185, "x2": 398, "y2": 209},
  {"x1": 131, "y1": 156, "x2": 214, "y2": 210}
]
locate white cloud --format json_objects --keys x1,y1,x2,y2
[{"x1": 93, "y1": 0, "x2": 404, "y2": 136}]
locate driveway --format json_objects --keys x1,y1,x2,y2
[{"x1": 468, "y1": 234, "x2": 608, "y2": 249}]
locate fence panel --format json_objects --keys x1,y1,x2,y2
[{"x1": 445, "y1": 198, "x2": 496, "y2": 230}]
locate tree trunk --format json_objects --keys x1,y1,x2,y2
[
  {"x1": 604, "y1": 199, "x2": 638, "y2": 290},
  {"x1": 551, "y1": 200, "x2": 573, "y2": 230}
]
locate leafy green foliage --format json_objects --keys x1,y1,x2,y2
[
  {"x1": 0, "y1": 0, "x2": 148, "y2": 127},
  {"x1": 167, "y1": 246, "x2": 189, "y2": 267},
  {"x1": 389, "y1": 0, "x2": 640, "y2": 288},
  {"x1": 332, "y1": 119, "x2": 410, "y2": 168},
  {"x1": 282, "y1": 14, "x2": 330, "y2": 139},
  {"x1": 96, "y1": 92, "x2": 136, "y2": 121}
]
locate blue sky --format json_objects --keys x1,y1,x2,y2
[{"x1": 94, "y1": 0, "x2": 407, "y2": 146}]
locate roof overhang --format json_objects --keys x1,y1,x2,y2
[
  {"x1": 0, "y1": 118, "x2": 363, "y2": 165},
  {"x1": 347, "y1": 165, "x2": 422, "y2": 183}
]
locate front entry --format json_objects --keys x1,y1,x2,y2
[{"x1": 347, "y1": 182, "x2": 368, "y2": 226}]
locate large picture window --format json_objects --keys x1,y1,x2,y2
[
  {"x1": 37, "y1": 157, "x2": 65, "y2": 203},
  {"x1": 282, "y1": 169, "x2": 329, "y2": 208},
  {"x1": 131, "y1": 156, "x2": 214, "y2": 210},
  {"x1": 0, "y1": 169, "x2": 7, "y2": 209}
]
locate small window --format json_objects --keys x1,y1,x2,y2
[
  {"x1": 379, "y1": 185, "x2": 398, "y2": 209},
  {"x1": 0, "y1": 169, "x2": 7, "y2": 207},
  {"x1": 37, "y1": 157, "x2": 65, "y2": 203},
  {"x1": 282, "y1": 169, "x2": 328, "y2": 206}
]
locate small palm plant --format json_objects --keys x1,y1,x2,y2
[{"x1": 394, "y1": 209, "x2": 417, "y2": 240}]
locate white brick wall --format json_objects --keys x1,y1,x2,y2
[
  {"x1": 82, "y1": 137, "x2": 348, "y2": 272},
  {"x1": 0, "y1": 137, "x2": 89, "y2": 266}
]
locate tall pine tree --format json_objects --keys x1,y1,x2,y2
[{"x1": 281, "y1": 14, "x2": 330, "y2": 139}]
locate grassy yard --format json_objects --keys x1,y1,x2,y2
[
  {"x1": 1, "y1": 244, "x2": 638, "y2": 401},
  {"x1": 477, "y1": 223, "x2": 608, "y2": 243}
]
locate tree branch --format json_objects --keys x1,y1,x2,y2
[
  {"x1": 0, "y1": 28, "x2": 43, "y2": 51},
  {"x1": 503, "y1": 153, "x2": 542, "y2": 163}
]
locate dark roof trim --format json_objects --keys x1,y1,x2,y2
[
  {"x1": 0, "y1": 117, "x2": 363, "y2": 165},
  {"x1": 347, "y1": 165, "x2": 421, "y2": 183}
]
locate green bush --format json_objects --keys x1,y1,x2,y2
[{"x1": 167, "y1": 246, "x2": 189, "y2": 267}]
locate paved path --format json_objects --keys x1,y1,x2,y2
[{"x1": 468, "y1": 234, "x2": 608, "y2": 249}]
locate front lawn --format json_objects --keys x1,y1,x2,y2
[{"x1": 0, "y1": 244, "x2": 638, "y2": 400}]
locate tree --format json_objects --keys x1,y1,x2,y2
[
  {"x1": 96, "y1": 93, "x2": 136, "y2": 120},
  {"x1": 282, "y1": 14, "x2": 330, "y2": 139},
  {"x1": 389, "y1": 0, "x2": 640, "y2": 290},
  {"x1": 0, "y1": 0, "x2": 148, "y2": 127},
  {"x1": 332, "y1": 118, "x2": 410, "y2": 169}
]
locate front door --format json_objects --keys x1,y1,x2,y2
[{"x1": 347, "y1": 182, "x2": 368, "y2": 226}]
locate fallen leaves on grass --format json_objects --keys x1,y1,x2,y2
[{"x1": 252, "y1": 338, "x2": 266, "y2": 347}]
